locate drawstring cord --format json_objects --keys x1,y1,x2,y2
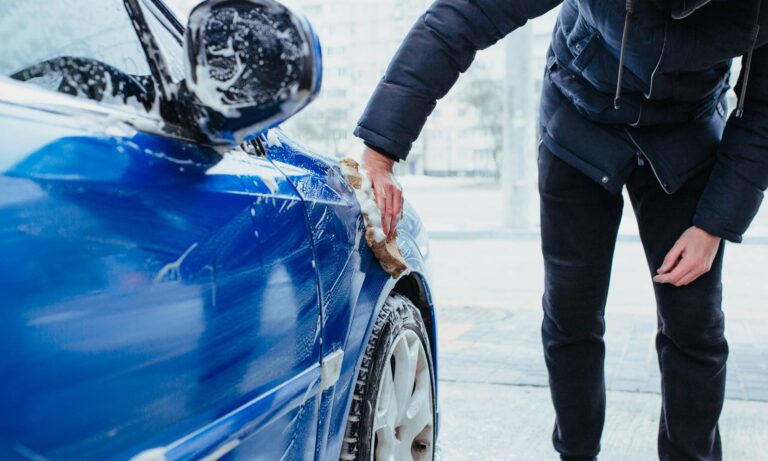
[
  {"x1": 614, "y1": 0, "x2": 635, "y2": 110},
  {"x1": 614, "y1": 0, "x2": 761, "y2": 117},
  {"x1": 736, "y1": 0, "x2": 762, "y2": 118}
]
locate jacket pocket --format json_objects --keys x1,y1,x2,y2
[
  {"x1": 565, "y1": 17, "x2": 600, "y2": 71},
  {"x1": 548, "y1": 62, "x2": 614, "y2": 119}
]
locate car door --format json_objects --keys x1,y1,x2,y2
[
  {"x1": 189, "y1": 142, "x2": 324, "y2": 461},
  {"x1": 0, "y1": 1, "x2": 322, "y2": 460},
  {"x1": 0, "y1": 117, "x2": 324, "y2": 461},
  {"x1": 262, "y1": 129, "x2": 399, "y2": 457}
]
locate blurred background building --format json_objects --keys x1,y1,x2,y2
[
  {"x1": 275, "y1": 0, "x2": 562, "y2": 229},
  {"x1": 282, "y1": 0, "x2": 559, "y2": 181}
]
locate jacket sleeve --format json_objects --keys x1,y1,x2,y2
[
  {"x1": 354, "y1": 0, "x2": 562, "y2": 160},
  {"x1": 694, "y1": 45, "x2": 768, "y2": 243}
]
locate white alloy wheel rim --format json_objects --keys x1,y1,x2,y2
[{"x1": 372, "y1": 329, "x2": 434, "y2": 461}]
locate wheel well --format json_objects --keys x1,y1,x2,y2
[{"x1": 393, "y1": 274, "x2": 435, "y2": 350}]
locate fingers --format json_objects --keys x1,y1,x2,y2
[
  {"x1": 675, "y1": 269, "x2": 706, "y2": 287},
  {"x1": 653, "y1": 258, "x2": 693, "y2": 286},
  {"x1": 653, "y1": 226, "x2": 719, "y2": 287},
  {"x1": 373, "y1": 181, "x2": 387, "y2": 232},
  {"x1": 366, "y1": 165, "x2": 403, "y2": 241},
  {"x1": 657, "y1": 239, "x2": 685, "y2": 274},
  {"x1": 383, "y1": 185, "x2": 393, "y2": 238},
  {"x1": 653, "y1": 257, "x2": 711, "y2": 287},
  {"x1": 389, "y1": 185, "x2": 403, "y2": 240},
  {"x1": 371, "y1": 175, "x2": 403, "y2": 241}
]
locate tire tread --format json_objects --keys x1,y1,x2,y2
[{"x1": 339, "y1": 293, "x2": 429, "y2": 460}]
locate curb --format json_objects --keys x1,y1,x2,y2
[{"x1": 427, "y1": 228, "x2": 768, "y2": 245}]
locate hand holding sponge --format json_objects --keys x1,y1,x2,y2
[{"x1": 340, "y1": 158, "x2": 408, "y2": 278}]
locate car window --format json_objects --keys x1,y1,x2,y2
[{"x1": 0, "y1": 0, "x2": 156, "y2": 113}]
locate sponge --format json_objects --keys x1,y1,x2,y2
[{"x1": 340, "y1": 158, "x2": 408, "y2": 278}]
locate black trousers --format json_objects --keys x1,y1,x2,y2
[{"x1": 538, "y1": 146, "x2": 728, "y2": 461}]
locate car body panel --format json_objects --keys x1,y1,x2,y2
[
  {"x1": 262, "y1": 129, "x2": 439, "y2": 460},
  {"x1": 0, "y1": 94, "x2": 322, "y2": 461},
  {"x1": 0, "y1": 0, "x2": 438, "y2": 457},
  {"x1": 262, "y1": 130, "x2": 390, "y2": 460}
]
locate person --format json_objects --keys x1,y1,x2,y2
[{"x1": 354, "y1": 0, "x2": 767, "y2": 459}]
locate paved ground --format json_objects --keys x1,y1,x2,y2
[
  {"x1": 402, "y1": 177, "x2": 768, "y2": 459},
  {"x1": 430, "y1": 240, "x2": 768, "y2": 460},
  {"x1": 437, "y1": 383, "x2": 768, "y2": 461},
  {"x1": 437, "y1": 305, "x2": 768, "y2": 402}
]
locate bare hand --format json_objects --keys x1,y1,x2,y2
[
  {"x1": 361, "y1": 146, "x2": 403, "y2": 241},
  {"x1": 653, "y1": 226, "x2": 721, "y2": 287}
]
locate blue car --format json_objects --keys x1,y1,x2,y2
[{"x1": 0, "y1": 1, "x2": 438, "y2": 460}]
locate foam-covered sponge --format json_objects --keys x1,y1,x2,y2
[{"x1": 340, "y1": 158, "x2": 408, "y2": 278}]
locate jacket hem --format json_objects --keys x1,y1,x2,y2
[
  {"x1": 353, "y1": 125, "x2": 410, "y2": 161},
  {"x1": 693, "y1": 215, "x2": 743, "y2": 244}
]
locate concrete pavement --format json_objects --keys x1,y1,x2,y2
[
  {"x1": 430, "y1": 239, "x2": 768, "y2": 460},
  {"x1": 404, "y1": 177, "x2": 768, "y2": 459},
  {"x1": 437, "y1": 383, "x2": 768, "y2": 461}
]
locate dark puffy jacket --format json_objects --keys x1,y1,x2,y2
[{"x1": 355, "y1": 0, "x2": 768, "y2": 242}]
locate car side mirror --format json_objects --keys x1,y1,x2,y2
[{"x1": 183, "y1": 0, "x2": 322, "y2": 145}]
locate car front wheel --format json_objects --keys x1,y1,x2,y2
[{"x1": 340, "y1": 293, "x2": 435, "y2": 461}]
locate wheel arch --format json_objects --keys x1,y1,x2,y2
[
  {"x1": 393, "y1": 272, "x2": 437, "y2": 366},
  {"x1": 392, "y1": 271, "x2": 440, "y2": 435},
  {"x1": 321, "y1": 252, "x2": 439, "y2": 459}
]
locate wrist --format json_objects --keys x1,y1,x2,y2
[
  {"x1": 363, "y1": 142, "x2": 399, "y2": 163},
  {"x1": 363, "y1": 147, "x2": 395, "y2": 171},
  {"x1": 693, "y1": 226, "x2": 721, "y2": 242}
]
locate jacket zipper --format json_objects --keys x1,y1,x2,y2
[{"x1": 624, "y1": 127, "x2": 671, "y2": 195}]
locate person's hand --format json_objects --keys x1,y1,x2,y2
[
  {"x1": 361, "y1": 146, "x2": 403, "y2": 241},
  {"x1": 653, "y1": 226, "x2": 721, "y2": 287}
]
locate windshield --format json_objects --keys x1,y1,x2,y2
[
  {"x1": 141, "y1": 1, "x2": 185, "y2": 82},
  {"x1": 0, "y1": 0, "x2": 155, "y2": 111},
  {"x1": 166, "y1": 0, "x2": 199, "y2": 20}
]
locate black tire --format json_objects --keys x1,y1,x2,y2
[{"x1": 340, "y1": 293, "x2": 436, "y2": 461}]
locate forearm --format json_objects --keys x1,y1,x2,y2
[
  {"x1": 694, "y1": 46, "x2": 768, "y2": 243},
  {"x1": 692, "y1": 152, "x2": 767, "y2": 243},
  {"x1": 355, "y1": 0, "x2": 562, "y2": 160}
]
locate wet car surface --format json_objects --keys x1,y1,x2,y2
[{"x1": 0, "y1": 1, "x2": 437, "y2": 460}]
